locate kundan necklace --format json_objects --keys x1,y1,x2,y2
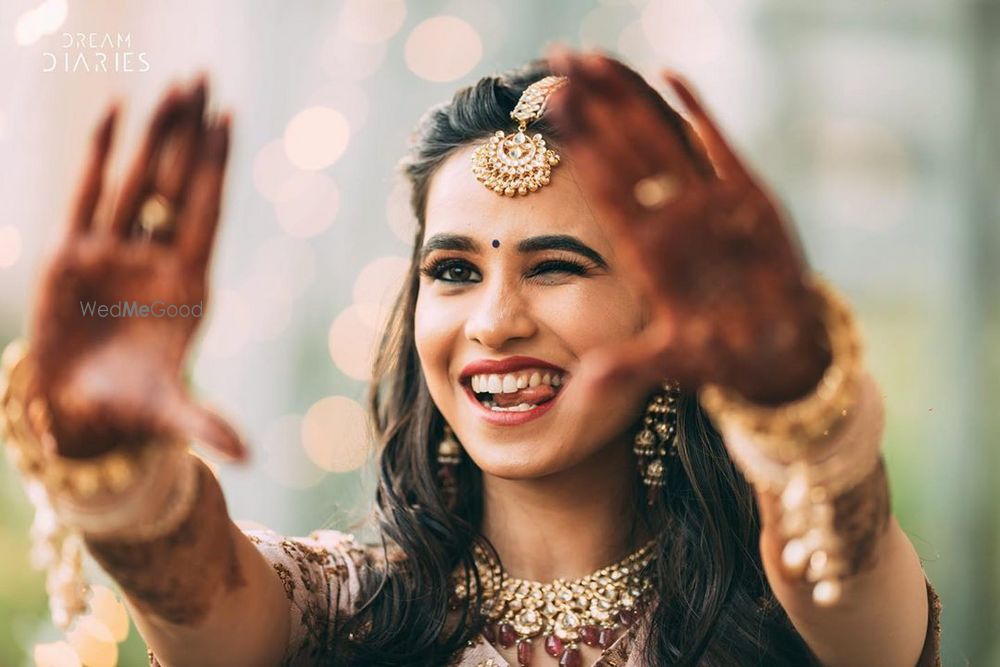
[{"x1": 452, "y1": 540, "x2": 657, "y2": 667}]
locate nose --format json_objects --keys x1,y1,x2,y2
[{"x1": 464, "y1": 275, "x2": 537, "y2": 350}]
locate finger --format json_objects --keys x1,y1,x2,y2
[
  {"x1": 162, "y1": 388, "x2": 248, "y2": 463},
  {"x1": 177, "y1": 113, "x2": 231, "y2": 269},
  {"x1": 558, "y1": 59, "x2": 651, "y2": 185},
  {"x1": 663, "y1": 72, "x2": 750, "y2": 182},
  {"x1": 69, "y1": 103, "x2": 119, "y2": 234},
  {"x1": 562, "y1": 132, "x2": 646, "y2": 224},
  {"x1": 154, "y1": 76, "x2": 207, "y2": 209},
  {"x1": 106, "y1": 83, "x2": 190, "y2": 237},
  {"x1": 576, "y1": 54, "x2": 701, "y2": 183},
  {"x1": 594, "y1": 311, "x2": 729, "y2": 396}
]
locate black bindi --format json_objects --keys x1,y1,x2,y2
[{"x1": 491, "y1": 239, "x2": 500, "y2": 248}]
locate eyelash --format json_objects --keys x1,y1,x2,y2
[{"x1": 419, "y1": 257, "x2": 591, "y2": 284}]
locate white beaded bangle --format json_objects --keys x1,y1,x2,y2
[{"x1": 715, "y1": 372, "x2": 886, "y2": 606}]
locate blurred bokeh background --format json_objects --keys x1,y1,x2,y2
[{"x1": 0, "y1": 0, "x2": 997, "y2": 665}]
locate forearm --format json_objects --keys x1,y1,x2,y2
[
  {"x1": 757, "y1": 464, "x2": 930, "y2": 667},
  {"x1": 85, "y1": 458, "x2": 290, "y2": 667}
]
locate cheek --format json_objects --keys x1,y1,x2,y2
[
  {"x1": 414, "y1": 290, "x2": 460, "y2": 386},
  {"x1": 540, "y1": 283, "x2": 645, "y2": 349}
]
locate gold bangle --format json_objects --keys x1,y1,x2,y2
[
  {"x1": 1, "y1": 338, "x2": 202, "y2": 627},
  {"x1": 699, "y1": 275, "x2": 863, "y2": 460},
  {"x1": 2, "y1": 342, "x2": 143, "y2": 499}
]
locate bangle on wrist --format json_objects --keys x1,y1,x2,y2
[
  {"x1": 698, "y1": 278, "x2": 884, "y2": 607},
  {"x1": 1, "y1": 339, "x2": 203, "y2": 628},
  {"x1": 699, "y1": 275, "x2": 864, "y2": 460}
]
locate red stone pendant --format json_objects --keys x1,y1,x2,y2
[
  {"x1": 598, "y1": 627, "x2": 618, "y2": 649},
  {"x1": 498, "y1": 623, "x2": 517, "y2": 648},
  {"x1": 558, "y1": 646, "x2": 582, "y2": 667},
  {"x1": 544, "y1": 634, "x2": 564, "y2": 658},
  {"x1": 516, "y1": 639, "x2": 533, "y2": 666}
]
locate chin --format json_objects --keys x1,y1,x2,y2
[{"x1": 462, "y1": 437, "x2": 583, "y2": 480}]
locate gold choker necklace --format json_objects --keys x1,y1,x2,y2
[{"x1": 452, "y1": 540, "x2": 656, "y2": 666}]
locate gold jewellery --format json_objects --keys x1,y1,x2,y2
[
  {"x1": 454, "y1": 540, "x2": 656, "y2": 666},
  {"x1": 1, "y1": 340, "x2": 199, "y2": 628},
  {"x1": 699, "y1": 276, "x2": 875, "y2": 607},
  {"x1": 633, "y1": 380, "x2": 681, "y2": 502},
  {"x1": 472, "y1": 76, "x2": 567, "y2": 197},
  {"x1": 138, "y1": 192, "x2": 176, "y2": 237}
]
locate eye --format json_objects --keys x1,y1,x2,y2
[
  {"x1": 528, "y1": 259, "x2": 588, "y2": 278},
  {"x1": 420, "y1": 258, "x2": 482, "y2": 284}
]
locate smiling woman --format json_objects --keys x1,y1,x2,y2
[{"x1": 0, "y1": 50, "x2": 940, "y2": 667}]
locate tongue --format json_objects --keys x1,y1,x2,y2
[{"x1": 490, "y1": 384, "x2": 557, "y2": 407}]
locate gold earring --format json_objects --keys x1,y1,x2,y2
[
  {"x1": 437, "y1": 424, "x2": 462, "y2": 509},
  {"x1": 633, "y1": 380, "x2": 681, "y2": 504}
]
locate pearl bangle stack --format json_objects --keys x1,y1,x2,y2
[
  {"x1": 699, "y1": 277, "x2": 883, "y2": 606},
  {"x1": 1, "y1": 339, "x2": 200, "y2": 628}
]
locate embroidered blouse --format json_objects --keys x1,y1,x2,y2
[{"x1": 147, "y1": 527, "x2": 942, "y2": 667}]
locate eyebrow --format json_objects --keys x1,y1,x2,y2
[{"x1": 419, "y1": 233, "x2": 608, "y2": 268}]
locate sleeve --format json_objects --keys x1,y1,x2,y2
[
  {"x1": 244, "y1": 527, "x2": 369, "y2": 666},
  {"x1": 915, "y1": 580, "x2": 942, "y2": 667},
  {"x1": 145, "y1": 527, "x2": 369, "y2": 667}
]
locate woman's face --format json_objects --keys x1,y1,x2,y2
[{"x1": 414, "y1": 144, "x2": 653, "y2": 480}]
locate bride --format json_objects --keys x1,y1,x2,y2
[{"x1": 1, "y1": 48, "x2": 939, "y2": 666}]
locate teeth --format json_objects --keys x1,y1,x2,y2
[
  {"x1": 469, "y1": 368, "x2": 565, "y2": 394},
  {"x1": 485, "y1": 402, "x2": 537, "y2": 412}
]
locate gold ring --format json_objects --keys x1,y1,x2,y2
[
  {"x1": 633, "y1": 172, "x2": 681, "y2": 210},
  {"x1": 138, "y1": 193, "x2": 175, "y2": 237}
]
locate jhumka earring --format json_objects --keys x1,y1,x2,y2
[
  {"x1": 471, "y1": 75, "x2": 568, "y2": 197},
  {"x1": 633, "y1": 380, "x2": 681, "y2": 503},
  {"x1": 437, "y1": 424, "x2": 462, "y2": 509}
]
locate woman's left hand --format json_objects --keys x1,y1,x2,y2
[{"x1": 547, "y1": 49, "x2": 831, "y2": 405}]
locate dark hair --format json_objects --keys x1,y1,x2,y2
[{"x1": 335, "y1": 57, "x2": 816, "y2": 666}]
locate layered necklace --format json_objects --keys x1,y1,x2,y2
[{"x1": 452, "y1": 540, "x2": 657, "y2": 667}]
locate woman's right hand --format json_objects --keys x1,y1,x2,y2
[{"x1": 27, "y1": 77, "x2": 246, "y2": 462}]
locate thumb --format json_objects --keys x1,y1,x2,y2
[
  {"x1": 160, "y1": 386, "x2": 248, "y2": 463},
  {"x1": 588, "y1": 317, "x2": 677, "y2": 390}
]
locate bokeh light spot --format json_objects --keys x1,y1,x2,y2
[
  {"x1": 339, "y1": 0, "x2": 406, "y2": 44},
  {"x1": 88, "y1": 586, "x2": 129, "y2": 642},
  {"x1": 327, "y1": 304, "x2": 379, "y2": 381},
  {"x1": 0, "y1": 226, "x2": 23, "y2": 268},
  {"x1": 283, "y1": 106, "x2": 350, "y2": 171},
  {"x1": 352, "y1": 256, "x2": 410, "y2": 331},
  {"x1": 302, "y1": 396, "x2": 371, "y2": 472},
  {"x1": 386, "y1": 178, "x2": 418, "y2": 244},
  {"x1": 263, "y1": 415, "x2": 328, "y2": 488},
  {"x1": 405, "y1": 16, "x2": 483, "y2": 83},
  {"x1": 66, "y1": 617, "x2": 117, "y2": 667},
  {"x1": 274, "y1": 172, "x2": 340, "y2": 238},
  {"x1": 33, "y1": 642, "x2": 81, "y2": 667}
]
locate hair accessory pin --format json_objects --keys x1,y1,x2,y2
[{"x1": 471, "y1": 75, "x2": 567, "y2": 197}]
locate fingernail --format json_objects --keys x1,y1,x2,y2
[{"x1": 206, "y1": 122, "x2": 229, "y2": 160}]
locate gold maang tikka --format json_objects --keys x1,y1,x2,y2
[{"x1": 471, "y1": 75, "x2": 568, "y2": 197}]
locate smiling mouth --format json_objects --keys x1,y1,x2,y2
[{"x1": 465, "y1": 368, "x2": 568, "y2": 413}]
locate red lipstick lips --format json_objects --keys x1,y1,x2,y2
[
  {"x1": 459, "y1": 356, "x2": 569, "y2": 426},
  {"x1": 459, "y1": 355, "x2": 566, "y2": 382}
]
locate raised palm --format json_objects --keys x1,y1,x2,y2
[
  {"x1": 28, "y1": 78, "x2": 245, "y2": 461},
  {"x1": 546, "y1": 50, "x2": 831, "y2": 408}
]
